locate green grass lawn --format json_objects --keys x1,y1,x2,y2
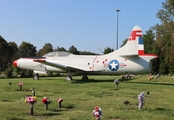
[{"x1": 0, "y1": 75, "x2": 174, "y2": 120}]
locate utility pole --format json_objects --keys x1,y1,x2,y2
[{"x1": 116, "y1": 9, "x2": 121, "y2": 50}]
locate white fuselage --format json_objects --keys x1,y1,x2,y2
[{"x1": 16, "y1": 54, "x2": 151, "y2": 75}]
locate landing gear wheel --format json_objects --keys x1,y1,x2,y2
[
  {"x1": 66, "y1": 75, "x2": 73, "y2": 81},
  {"x1": 82, "y1": 75, "x2": 88, "y2": 81},
  {"x1": 33, "y1": 73, "x2": 39, "y2": 80}
]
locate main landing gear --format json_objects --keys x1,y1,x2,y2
[
  {"x1": 65, "y1": 75, "x2": 89, "y2": 81},
  {"x1": 33, "y1": 73, "x2": 39, "y2": 80},
  {"x1": 82, "y1": 75, "x2": 88, "y2": 81},
  {"x1": 66, "y1": 75, "x2": 73, "y2": 81}
]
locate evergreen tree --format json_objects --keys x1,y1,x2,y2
[{"x1": 154, "y1": 0, "x2": 174, "y2": 74}]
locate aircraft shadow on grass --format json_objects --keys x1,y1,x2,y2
[
  {"x1": 70, "y1": 78, "x2": 174, "y2": 87},
  {"x1": 125, "y1": 81, "x2": 174, "y2": 86},
  {"x1": 70, "y1": 78, "x2": 134, "y2": 84}
]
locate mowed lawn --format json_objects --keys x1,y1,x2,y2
[{"x1": 0, "y1": 75, "x2": 174, "y2": 120}]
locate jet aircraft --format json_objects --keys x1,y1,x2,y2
[{"x1": 13, "y1": 26, "x2": 158, "y2": 80}]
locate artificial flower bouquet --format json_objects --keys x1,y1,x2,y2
[
  {"x1": 25, "y1": 96, "x2": 37, "y2": 104},
  {"x1": 42, "y1": 96, "x2": 51, "y2": 104}
]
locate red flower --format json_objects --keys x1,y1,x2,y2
[{"x1": 42, "y1": 97, "x2": 50, "y2": 104}]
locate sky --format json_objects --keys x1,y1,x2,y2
[{"x1": 0, "y1": 0, "x2": 165, "y2": 54}]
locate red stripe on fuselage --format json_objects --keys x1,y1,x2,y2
[{"x1": 33, "y1": 59, "x2": 46, "y2": 62}]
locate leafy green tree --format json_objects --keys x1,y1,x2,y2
[
  {"x1": 54, "y1": 46, "x2": 67, "y2": 52},
  {"x1": 41, "y1": 43, "x2": 53, "y2": 55},
  {"x1": 103, "y1": 47, "x2": 114, "y2": 54},
  {"x1": 150, "y1": 42, "x2": 161, "y2": 74},
  {"x1": 7, "y1": 42, "x2": 20, "y2": 77},
  {"x1": 36, "y1": 49, "x2": 43, "y2": 56},
  {"x1": 4, "y1": 66, "x2": 13, "y2": 78},
  {"x1": 154, "y1": 0, "x2": 174, "y2": 74},
  {"x1": 79, "y1": 51, "x2": 97, "y2": 55},
  {"x1": 37, "y1": 43, "x2": 53, "y2": 56},
  {"x1": 159, "y1": 58, "x2": 169, "y2": 74},
  {"x1": 0, "y1": 36, "x2": 11, "y2": 72},
  {"x1": 68, "y1": 45, "x2": 79, "y2": 55},
  {"x1": 8, "y1": 42, "x2": 19, "y2": 61},
  {"x1": 19, "y1": 41, "x2": 36, "y2": 57}
]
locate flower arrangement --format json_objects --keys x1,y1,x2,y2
[
  {"x1": 25, "y1": 96, "x2": 37, "y2": 104},
  {"x1": 16, "y1": 82, "x2": 23, "y2": 86},
  {"x1": 114, "y1": 79, "x2": 119, "y2": 85},
  {"x1": 57, "y1": 98, "x2": 63, "y2": 103},
  {"x1": 138, "y1": 92, "x2": 144, "y2": 109},
  {"x1": 114, "y1": 79, "x2": 120, "y2": 88},
  {"x1": 57, "y1": 98, "x2": 63, "y2": 108},
  {"x1": 24, "y1": 96, "x2": 37, "y2": 115},
  {"x1": 92, "y1": 106, "x2": 102, "y2": 119},
  {"x1": 42, "y1": 96, "x2": 51, "y2": 110},
  {"x1": 16, "y1": 82, "x2": 24, "y2": 91},
  {"x1": 42, "y1": 97, "x2": 51, "y2": 104}
]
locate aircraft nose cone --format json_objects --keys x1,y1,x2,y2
[{"x1": 13, "y1": 60, "x2": 18, "y2": 67}]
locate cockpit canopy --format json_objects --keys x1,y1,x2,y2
[{"x1": 43, "y1": 51, "x2": 72, "y2": 57}]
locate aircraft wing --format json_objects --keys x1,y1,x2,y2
[{"x1": 33, "y1": 59, "x2": 85, "y2": 72}]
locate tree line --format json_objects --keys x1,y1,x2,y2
[{"x1": 0, "y1": 0, "x2": 174, "y2": 77}]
